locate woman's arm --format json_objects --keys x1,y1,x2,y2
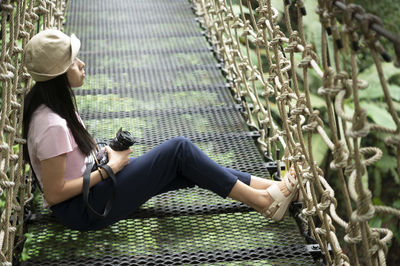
[{"x1": 41, "y1": 147, "x2": 132, "y2": 206}]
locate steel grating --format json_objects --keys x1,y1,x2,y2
[
  {"x1": 79, "y1": 61, "x2": 226, "y2": 88},
  {"x1": 75, "y1": 89, "x2": 234, "y2": 112},
  {"x1": 73, "y1": 84, "x2": 230, "y2": 97},
  {"x1": 23, "y1": 0, "x2": 315, "y2": 264},
  {"x1": 24, "y1": 212, "x2": 312, "y2": 266}
]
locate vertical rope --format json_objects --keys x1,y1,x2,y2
[{"x1": 0, "y1": 1, "x2": 68, "y2": 264}]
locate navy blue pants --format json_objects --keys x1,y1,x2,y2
[{"x1": 51, "y1": 137, "x2": 251, "y2": 231}]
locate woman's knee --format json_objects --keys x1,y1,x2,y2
[
  {"x1": 167, "y1": 136, "x2": 194, "y2": 156},
  {"x1": 168, "y1": 136, "x2": 193, "y2": 150},
  {"x1": 171, "y1": 136, "x2": 191, "y2": 145}
]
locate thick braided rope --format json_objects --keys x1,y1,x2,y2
[
  {"x1": 0, "y1": 1, "x2": 67, "y2": 264},
  {"x1": 193, "y1": 0, "x2": 400, "y2": 265}
]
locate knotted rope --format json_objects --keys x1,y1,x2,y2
[
  {"x1": 194, "y1": 0, "x2": 400, "y2": 265},
  {"x1": 0, "y1": 1, "x2": 67, "y2": 264}
]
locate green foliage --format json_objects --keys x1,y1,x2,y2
[
  {"x1": 354, "y1": 0, "x2": 400, "y2": 36},
  {"x1": 20, "y1": 233, "x2": 34, "y2": 261},
  {"x1": 231, "y1": 0, "x2": 400, "y2": 262},
  {"x1": 358, "y1": 62, "x2": 400, "y2": 102}
]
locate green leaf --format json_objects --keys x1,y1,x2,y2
[
  {"x1": 393, "y1": 199, "x2": 400, "y2": 209},
  {"x1": 302, "y1": 1, "x2": 322, "y2": 50},
  {"x1": 239, "y1": 42, "x2": 259, "y2": 66},
  {"x1": 358, "y1": 62, "x2": 400, "y2": 101},
  {"x1": 231, "y1": 4, "x2": 250, "y2": 16},
  {"x1": 311, "y1": 133, "x2": 329, "y2": 164},
  {"x1": 389, "y1": 224, "x2": 400, "y2": 243},
  {"x1": 373, "y1": 168, "x2": 382, "y2": 197},
  {"x1": 271, "y1": 0, "x2": 284, "y2": 13},
  {"x1": 376, "y1": 154, "x2": 398, "y2": 172},
  {"x1": 308, "y1": 93, "x2": 326, "y2": 108},
  {"x1": 373, "y1": 196, "x2": 384, "y2": 206},
  {"x1": 362, "y1": 168, "x2": 369, "y2": 190},
  {"x1": 388, "y1": 84, "x2": 400, "y2": 101},
  {"x1": 361, "y1": 102, "x2": 396, "y2": 130},
  {"x1": 390, "y1": 167, "x2": 400, "y2": 184},
  {"x1": 369, "y1": 216, "x2": 382, "y2": 228}
]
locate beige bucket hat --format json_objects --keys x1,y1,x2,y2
[{"x1": 24, "y1": 28, "x2": 81, "y2": 82}]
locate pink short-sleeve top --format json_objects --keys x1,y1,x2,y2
[{"x1": 27, "y1": 105, "x2": 87, "y2": 205}]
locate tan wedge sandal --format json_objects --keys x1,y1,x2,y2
[{"x1": 262, "y1": 170, "x2": 298, "y2": 222}]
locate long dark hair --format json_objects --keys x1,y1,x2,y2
[{"x1": 23, "y1": 73, "x2": 96, "y2": 163}]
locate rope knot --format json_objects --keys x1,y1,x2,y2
[
  {"x1": 344, "y1": 79, "x2": 368, "y2": 98},
  {"x1": 291, "y1": 95, "x2": 307, "y2": 116},
  {"x1": 257, "y1": 17, "x2": 267, "y2": 29},
  {"x1": 317, "y1": 190, "x2": 334, "y2": 211},
  {"x1": 241, "y1": 21, "x2": 252, "y2": 37},
  {"x1": 18, "y1": 24, "x2": 30, "y2": 39},
  {"x1": 248, "y1": 68, "x2": 258, "y2": 81},
  {"x1": 225, "y1": 13, "x2": 234, "y2": 21},
  {"x1": 318, "y1": 67, "x2": 338, "y2": 97},
  {"x1": 276, "y1": 85, "x2": 296, "y2": 105},
  {"x1": 238, "y1": 57, "x2": 248, "y2": 69},
  {"x1": 302, "y1": 166, "x2": 315, "y2": 182},
  {"x1": 316, "y1": 3, "x2": 330, "y2": 29},
  {"x1": 368, "y1": 230, "x2": 387, "y2": 257},
  {"x1": 0, "y1": 180, "x2": 15, "y2": 189},
  {"x1": 270, "y1": 26, "x2": 284, "y2": 46},
  {"x1": 298, "y1": 45, "x2": 318, "y2": 68},
  {"x1": 35, "y1": 2, "x2": 50, "y2": 15},
  {"x1": 334, "y1": 71, "x2": 352, "y2": 98},
  {"x1": 347, "y1": 107, "x2": 370, "y2": 138},
  {"x1": 29, "y1": 11, "x2": 39, "y2": 21},
  {"x1": 343, "y1": 4, "x2": 365, "y2": 50},
  {"x1": 254, "y1": 31, "x2": 265, "y2": 46},
  {"x1": 385, "y1": 134, "x2": 400, "y2": 148},
  {"x1": 284, "y1": 31, "x2": 301, "y2": 53},
  {"x1": 344, "y1": 4, "x2": 365, "y2": 29},
  {"x1": 302, "y1": 111, "x2": 324, "y2": 133},
  {"x1": 288, "y1": 145, "x2": 305, "y2": 163},
  {"x1": 269, "y1": 64, "x2": 278, "y2": 79},
  {"x1": 296, "y1": 0, "x2": 306, "y2": 15},
  {"x1": 302, "y1": 205, "x2": 316, "y2": 216},
  {"x1": 351, "y1": 190, "x2": 375, "y2": 223},
  {"x1": 255, "y1": 5, "x2": 269, "y2": 17},
  {"x1": 231, "y1": 16, "x2": 242, "y2": 29},
  {"x1": 261, "y1": 84, "x2": 274, "y2": 97},
  {"x1": 360, "y1": 14, "x2": 383, "y2": 42},
  {"x1": 344, "y1": 161, "x2": 355, "y2": 177},
  {"x1": 330, "y1": 141, "x2": 348, "y2": 170},
  {"x1": 359, "y1": 13, "x2": 391, "y2": 61},
  {"x1": 344, "y1": 221, "x2": 362, "y2": 244},
  {"x1": 1, "y1": 3, "x2": 13, "y2": 13},
  {"x1": 0, "y1": 68, "x2": 14, "y2": 81}
]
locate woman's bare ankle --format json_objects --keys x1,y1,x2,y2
[
  {"x1": 252, "y1": 189, "x2": 271, "y2": 213},
  {"x1": 250, "y1": 175, "x2": 275, "y2": 190}
]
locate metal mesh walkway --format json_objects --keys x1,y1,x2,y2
[{"x1": 23, "y1": 0, "x2": 314, "y2": 264}]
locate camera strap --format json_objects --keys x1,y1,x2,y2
[{"x1": 82, "y1": 161, "x2": 117, "y2": 219}]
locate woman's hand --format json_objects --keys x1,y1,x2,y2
[{"x1": 105, "y1": 146, "x2": 133, "y2": 174}]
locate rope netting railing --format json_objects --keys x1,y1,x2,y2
[
  {"x1": 0, "y1": 0, "x2": 68, "y2": 264},
  {"x1": 192, "y1": 0, "x2": 400, "y2": 265}
]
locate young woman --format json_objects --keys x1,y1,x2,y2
[{"x1": 23, "y1": 29, "x2": 299, "y2": 231}]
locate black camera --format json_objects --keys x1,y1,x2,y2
[{"x1": 95, "y1": 128, "x2": 136, "y2": 165}]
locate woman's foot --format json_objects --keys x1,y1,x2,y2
[{"x1": 258, "y1": 168, "x2": 298, "y2": 221}]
